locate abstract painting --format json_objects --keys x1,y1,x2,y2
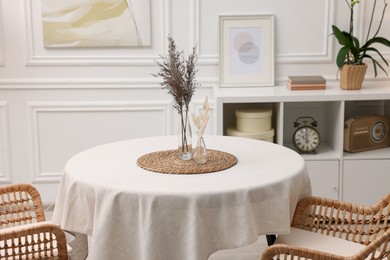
[
  {"x1": 40, "y1": 0, "x2": 151, "y2": 48},
  {"x1": 229, "y1": 27, "x2": 262, "y2": 75}
]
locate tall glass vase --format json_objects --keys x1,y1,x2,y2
[
  {"x1": 178, "y1": 109, "x2": 192, "y2": 160},
  {"x1": 193, "y1": 132, "x2": 207, "y2": 164}
]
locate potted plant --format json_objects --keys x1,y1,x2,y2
[{"x1": 332, "y1": 0, "x2": 390, "y2": 90}]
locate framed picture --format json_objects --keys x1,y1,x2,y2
[{"x1": 219, "y1": 14, "x2": 274, "y2": 87}]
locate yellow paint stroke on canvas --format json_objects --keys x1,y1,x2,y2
[{"x1": 41, "y1": 0, "x2": 150, "y2": 47}]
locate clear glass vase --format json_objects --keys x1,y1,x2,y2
[
  {"x1": 178, "y1": 109, "x2": 192, "y2": 160},
  {"x1": 193, "y1": 132, "x2": 208, "y2": 164}
]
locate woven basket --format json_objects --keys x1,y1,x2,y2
[{"x1": 340, "y1": 63, "x2": 367, "y2": 90}]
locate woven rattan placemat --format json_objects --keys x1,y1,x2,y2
[{"x1": 137, "y1": 149, "x2": 237, "y2": 174}]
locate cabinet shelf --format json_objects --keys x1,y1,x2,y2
[
  {"x1": 216, "y1": 83, "x2": 390, "y2": 204},
  {"x1": 284, "y1": 142, "x2": 340, "y2": 160},
  {"x1": 343, "y1": 147, "x2": 390, "y2": 160}
]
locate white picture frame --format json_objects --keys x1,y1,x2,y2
[{"x1": 219, "y1": 14, "x2": 274, "y2": 87}]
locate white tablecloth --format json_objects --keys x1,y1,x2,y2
[{"x1": 52, "y1": 135, "x2": 311, "y2": 260}]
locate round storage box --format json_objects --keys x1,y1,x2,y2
[
  {"x1": 235, "y1": 107, "x2": 272, "y2": 132},
  {"x1": 227, "y1": 127, "x2": 275, "y2": 142}
]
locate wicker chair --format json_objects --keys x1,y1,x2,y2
[
  {"x1": 261, "y1": 193, "x2": 390, "y2": 259},
  {"x1": 0, "y1": 183, "x2": 68, "y2": 259}
]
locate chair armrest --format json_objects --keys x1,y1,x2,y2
[
  {"x1": 0, "y1": 222, "x2": 68, "y2": 259},
  {"x1": 260, "y1": 244, "x2": 346, "y2": 260},
  {"x1": 261, "y1": 228, "x2": 390, "y2": 260},
  {"x1": 291, "y1": 194, "x2": 390, "y2": 245},
  {"x1": 355, "y1": 228, "x2": 390, "y2": 259}
]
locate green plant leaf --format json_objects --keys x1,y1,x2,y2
[
  {"x1": 349, "y1": 35, "x2": 362, "y2": 63},
  {"x1": 332, "y1": 26, "x2": 353, "y2": 47},
  {"x1": 374, "y1": 60, "x2": 389, "y2": 77},
  {"x1": 336, "y1": 47, "x2": 349, "y2": 68},
  {"x1": 364, "y1": 54, "x2": 389, "y2": 77},
  {"x1": 372, "y1": 58, "x2": 388, "y2": 77},
  {"x1": 370, "y1": 37, "x2": 390, "y2": 47},
  {"x1": 351, "y1": 36, "x2": 360, "y2": 50},
  {"x1": 364, "y1": 47, "x2": 389, "y2": 66}
]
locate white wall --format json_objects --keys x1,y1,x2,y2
[{"x1": 0, "y1": 0, "x2": 389, "y2": 203}]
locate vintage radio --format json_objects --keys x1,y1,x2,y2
[{"x1": 344, "y1": 115, "x2": 390, "y2": 152}]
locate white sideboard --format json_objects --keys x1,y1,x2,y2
[{"x1": 216, "y1": 84, "x2": 390, "y2": 205}]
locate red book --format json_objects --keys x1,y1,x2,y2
[{"x1": 287, "y1": 83, "x2": 326, "y2": 90}]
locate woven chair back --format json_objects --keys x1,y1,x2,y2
[
  {"x1": 0, "y1": 184, "x2": 68, "y2": 259},
  {"x1": 0, "y1": 184, "x2": 46, "y2": 228}
]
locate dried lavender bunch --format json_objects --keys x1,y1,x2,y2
[{"x1": 154, "y1": 36, "x2": 199, "y2": 114}]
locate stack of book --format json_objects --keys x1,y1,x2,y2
[{"x1": 287, "y1": 75, "x2": 326, "y2": 90}]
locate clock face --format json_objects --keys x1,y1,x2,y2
[{"x1": 293, "y1": 126, "x2": 320, "y2": 153}]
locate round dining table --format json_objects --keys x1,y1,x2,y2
[{"x1": 52, "y1": 135, "x2": 311, "y2": 260}]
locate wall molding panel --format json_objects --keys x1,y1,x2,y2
[
  {"x1": 0, "y1": 102, "x2": 11, "y2": 183},
  {"x1": 190, "y1": 0, "x2": 200, "y2": 52},
  {"x1": 0, "y1": 1, "x2": 5, "y2": 66},
  {"x1": 195, "y1": 0, "x2": 219, "y2": 66},
  {"x1": 0, "y1": 78, "x2": 163, "y2": 89},
  {"x1": 277, "y1": 0, "x2": 335, "y2": 63},
  {"x1": 0, "y1": 78, "x2": 218, "y2": 90},
  {"x1": 357, "y1": 1, "x2": 390, "y2": 58},
  {"x1": 28, "y1": 101, "x2": 172, "y2": 183},
  {"x1": 197, "y1": 0, "x2": 336, "y2": 65}
]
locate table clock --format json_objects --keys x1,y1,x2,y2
[{"x1": 293, "y1": 116, "x2": 320, "y2": 154}]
